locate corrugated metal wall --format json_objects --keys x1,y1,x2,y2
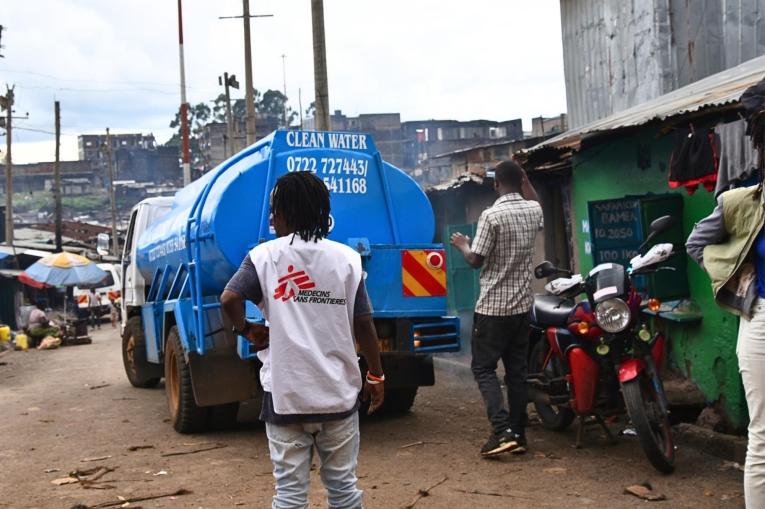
[{"x1": 561, "y1": 0, "x2": 765, "y2": 128}]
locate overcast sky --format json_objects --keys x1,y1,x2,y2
[{"x1": 2, "y1": 0, "x2": 566, "y2": 163}]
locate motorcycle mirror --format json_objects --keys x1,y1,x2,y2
[
  {"x1": 638, "y1": 215, "x2": 676, "y2": 254},
  {"x1": 534, "y1": 261, "x2": 558, "y2": 279},
  {"x1": 648, "y1": 215, "x2": 675, "y2": 236}
]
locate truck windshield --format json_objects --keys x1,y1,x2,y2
[{"x1": 79, "y1": 272, "x2": 114, "y2": 289}]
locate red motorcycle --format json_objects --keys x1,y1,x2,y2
[{"x1": 527, "y1": 216, "x2": 676, "y2": 473}]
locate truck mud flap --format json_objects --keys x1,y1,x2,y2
[
  {"x1": 381, "y1": 353, "x2": 434, "y2": 389},
  {"x1": 188, "y1": 352, "x2": 258, "y2": 407}
]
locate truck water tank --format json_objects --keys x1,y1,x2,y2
[{"x1": 135, "y1": 130, "x2": 435, "y2": 294}]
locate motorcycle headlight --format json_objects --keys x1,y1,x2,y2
[{"x1": 594, "y1": 298, "x2": 631, "y2": 333}]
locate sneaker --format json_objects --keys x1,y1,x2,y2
[
  {"x1": 480, "y1": 429, "x2": 526, "y2": 457},
  {"x1": 508, "y1": 432, "x2": 527, "y2": 455}
]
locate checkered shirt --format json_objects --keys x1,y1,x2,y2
[{"x1": 471, "y1": 193, "x2": 543, "y2": 316}]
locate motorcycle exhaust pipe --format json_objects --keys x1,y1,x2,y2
[{"x1": 528, "y1": 387, "x2": 552, "y2": 406}]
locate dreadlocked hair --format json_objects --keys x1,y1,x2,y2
[{"x1": 271, "y1": 171, "x2": 331, "y2": 242}]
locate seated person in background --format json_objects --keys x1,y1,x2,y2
[{"x1": 27, "y1": 301, "x2": 60, "y2": 346}]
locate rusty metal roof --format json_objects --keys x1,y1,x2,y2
[
  {"x1": 527, "y1": 54, "x2": 765, "y2": 154},
  {"x1": 424, "y1": 173, "x2": 487, "y2": 193}
]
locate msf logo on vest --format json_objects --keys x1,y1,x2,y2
[
  {"x1": 273, "y1": 265, "x2": 348, "y2": 306},
  {"x1": 274, "y1": 266, "x2": 315, "y2": 302}
]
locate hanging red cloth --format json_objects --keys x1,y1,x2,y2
[{"x1": 668, "y1": 126, "x2": 718, "y2": 195}]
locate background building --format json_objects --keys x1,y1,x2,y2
[
  {"x1": 531, "y1": 114, "x2": 567, "y2": 137},
  {"x1": 402, "y1": 118, "x2": 524, "y2": 170},
  {"x1": 78, "y1": 133, "x2": 180, "y2": 185}
]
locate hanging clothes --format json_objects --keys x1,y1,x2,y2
[
  {"x1": 668, "y1": 127, "x2": 718, "y2": 195},
  {"x1": 714, "y1": 119, "x2": 759, "y2": 197}
]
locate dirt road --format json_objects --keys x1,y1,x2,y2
[{"x1": 0, "y1": 327, "x2": 745, "y2": 508}]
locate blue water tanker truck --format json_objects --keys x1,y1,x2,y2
[{"x1": 120, "y1": 129, "x2": 460, "y2": 433}]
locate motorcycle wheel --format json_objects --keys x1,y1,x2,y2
[
  {"x1": 622, "y1": 375, "x2": 675, "y2": 474},
  {"x1": 530, "y1": 340, "x2": 575, "y2": 431}
]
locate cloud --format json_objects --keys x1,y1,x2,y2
[{"x1": 2, "y1": 0, "x2": 566, "y2": 163}]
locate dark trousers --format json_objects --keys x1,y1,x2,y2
[
  {"x1": 89, "y1": 308, "x2": 101, "y2": 329},
  {"x1": 471, "y1": 312, "x2": 529, "y2": 435}
]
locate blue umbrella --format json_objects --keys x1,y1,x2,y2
[{"x1": 19, "y1": 252, "x2": 107, "y2": 288}]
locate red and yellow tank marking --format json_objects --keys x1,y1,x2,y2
[{"x1": 401, "y1": 249, "x2": 447, "y2": 297}]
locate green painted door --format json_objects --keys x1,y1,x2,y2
[{"x1": 444, "y1": 223, "x2": 480, "y2": 313}]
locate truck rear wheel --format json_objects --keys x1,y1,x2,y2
[
  {"x1": 122, "y1": 316, "x2": 160, "y2": 388},
  {"x1": 383, "y1": 387, "x2": 418, "y2": 413},
  {"x1": 165, "y1": 326, "x2": 208, "y2": 433}
]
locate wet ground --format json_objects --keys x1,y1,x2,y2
[{"x1": 0, "y1": 326, "x2": 745, "y2": 508}]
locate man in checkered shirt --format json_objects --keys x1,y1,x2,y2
[{"x1": 451, "y1": 160, "x2": 543, "y2": 457}]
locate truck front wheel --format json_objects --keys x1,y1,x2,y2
[
  {"x1": 165, "y1": 326, "x2": 208, "y2": 433},
  {"x1": 122, "y1": 316, "x2": 160, "y2": 388}
]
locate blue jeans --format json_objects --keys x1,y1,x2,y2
[{"x1": 265, "y1": 413, "x2": 363, "y2": 509}]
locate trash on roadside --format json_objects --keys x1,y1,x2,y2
[
  {"x1": 71, "y1": 488, "x2": 192, "y2": 508},
  {"x1": 159, "y1": 443, "x2": 226, "y2": 457},
  {"x1": 44, "y1": 468, "x2": 60, "y2": 473},
  {"x1": 52, "y1": 466, "x2": 117, "y2": 490},
  {"x1": 71, "y1": 466, "x2": 114, "y2": 481},
  {"x1": 127, "y1": 445, "x2": 154, "y2": 451},
  {"x1": 80, "y1": 455, "x2": 112, "y2": 463},
  {"x1": 37, "y1": 335, "x2": 62, "y2": 350},
  {"x1": 52, "y1": 476, "x2": 79, "y2": 486},
  {"x1": 152, "y1": 470, "x2": 168, "y2": 476},
  {"x1": 624, "y1": 483, "x2": 666, "y2": 501},
  {"x1": 719, "y1": 460, "x2": 745, "y2": 472}
]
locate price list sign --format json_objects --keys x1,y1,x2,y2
[{"x1": 587, "y1": 198, "x2": 644, "y2": 267}]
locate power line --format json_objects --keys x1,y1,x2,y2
[
  {"x1": 0, "y1": 68, "x2": 219, "y2": 91},
  {"x1": 14, "y1": 83, "x2": 188, "y2": 96}
]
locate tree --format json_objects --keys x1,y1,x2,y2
[
  {"x1": 258, "y1": 90, "x2": 297, "y2": 126},
  {"x1": 165, "y1": 102, "x2": 212, "y2": 168},
  {"x1": 163, "y1": 88, "x2": 300, "y2": 173}
]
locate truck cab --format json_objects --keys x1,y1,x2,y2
[{"x1": 121, "y1": 130, "x2": 460, "y2": 433}]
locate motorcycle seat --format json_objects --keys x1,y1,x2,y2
[{"x1": 531, "y1": 295, "x2": 575, "y2": 327}]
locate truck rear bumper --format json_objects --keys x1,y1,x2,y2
[{"x1": 380, "y1": 353, "x2": 434, "y2": 389}]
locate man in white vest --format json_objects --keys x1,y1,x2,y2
[{"x1": 221, "y1": 171, "x2": 384, "y2": 509}]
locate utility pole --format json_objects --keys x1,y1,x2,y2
[
  {"x1": 299, "y1": 87, "x2": 304, "y2": 130},
  {"x1": 281, "y1": 54, "x2": 287, "y2": 128},
  {"x1": 54, "y1": 101, "x2": 62, "y2": 252},
  {"x1": 220, "y1": 3, "x2": 272, "y2": 146},
  {"x1": 177, "y1": 0, "x2": 191, "y2": 185},
  {"x1": 311, "y1": 0, "x2": 330, "y2": 131},
  {"x1": 104, "y1": 129, "x2": 119, "y2": 256},
  {"x1": 219, "y1": 72, "x2": 239, "y2": 155},
  {"x1": 2, "y1": 86, "x2": 13, "y2": 246},
  {"x1": 242, "y1": 0, "x2": 256, "y2": 145}
]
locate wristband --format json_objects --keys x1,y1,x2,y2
[
  {"x1": 366, "y1": 371, "x2": 385, "y2": 385},
  {"x1": 233, "y1": 322, "x2": 252, "y2": 336}
]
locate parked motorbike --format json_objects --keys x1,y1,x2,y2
[{"x1": 527, "y1": 215, "x2": 677, "y2": 473}]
